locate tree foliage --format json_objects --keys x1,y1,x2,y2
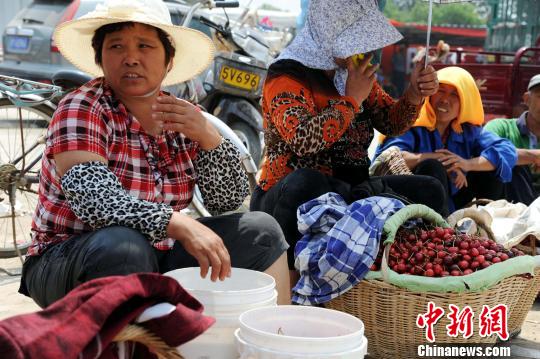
[{"x1": 384, "y1": 0, "x2": 486, "y2": 26}]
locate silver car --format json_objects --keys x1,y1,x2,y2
[{"x1": 0, "y1": 0, "x2": 207, "y2": 82}]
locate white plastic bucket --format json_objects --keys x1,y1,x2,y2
[
  {"x1": 236, "y1": 305, "x2": 367, "y2": 358},
  {"x1": 164, "y1": 267, "x2": 277, "y2": 359},
  {"x1": 235, "y1": 329, "x2": 368, "y2": 359}
]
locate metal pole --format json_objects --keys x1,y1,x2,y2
[{"x1": 425, "y1": 0, "x2": 433, "y2": 68}]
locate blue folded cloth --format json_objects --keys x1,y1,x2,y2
[{"x1": 293, "y1": 193, "x2": 404, "y2": 305}]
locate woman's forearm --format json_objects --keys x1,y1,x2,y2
[
  {"x1": 516, "y1": 148, "x2": 540, "y2": 166},
  {"x1": 466, "y1": 156, "x2": 495, "y2": 172},
  {"x1": 401, "y1": 151, "x2": 439, "y2": 171}
]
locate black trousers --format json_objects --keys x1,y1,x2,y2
[
  {"x1": 250, "y1": 168, "x2": 447, "y2": 269},
  {"x1": 414, "y1": 159, "x2": 505, "y2": 211},
  {"x1": 21, "y1": 212, "x2": 288, "y2": 308},
  {"x1": 504, "y1": 165, "x2": 538, "y2": 206}
]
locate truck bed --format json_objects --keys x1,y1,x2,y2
[{"x1": 433, "y1": 47, "x2": 540, "y2": 119}]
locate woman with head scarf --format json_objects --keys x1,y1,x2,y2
[
  {"x1": 375, "y1": 66, "x2": 518, "y2": 213},
  {"x1": 250, "y1": 0, "x2": 444, "y2": 278},
  {"x1": 20, "y1": 0, "x2": 290, "y2": 308}
]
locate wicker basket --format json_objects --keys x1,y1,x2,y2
[
  {"x1": 113, "y1": 325, "x2": 183, "y2": 359},
  {"x1": 369, "y1": 146, "x2": 413, "y2": 176},
  {"x1": 325, "y1": 205, "x2": 540, "y2": 359}
]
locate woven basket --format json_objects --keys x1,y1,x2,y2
[
  {"x1": 325, "y1": 205, "x2": 540, "y2": 359},
  {"x1": 369, "y1": 146, "x2": 413, "y2": 176},
  {"x1": 113, "y1": 325, "x2": 183, "y2": 359}
]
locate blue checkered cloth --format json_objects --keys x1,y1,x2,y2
[{"x1": 292, "y1": 192, "x2": 405, "y2": 305}]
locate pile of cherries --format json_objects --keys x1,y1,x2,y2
[{"x1": 370, "y1": 226, "x2": 525, "y2": 277}]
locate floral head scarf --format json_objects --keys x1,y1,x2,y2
[{"x1": 275, "y1": 0, "x2": 402, "y2": 95}]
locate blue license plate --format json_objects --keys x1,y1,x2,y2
[{"x1": 6, "y1": 36, "x2": 30, "y2": 53}]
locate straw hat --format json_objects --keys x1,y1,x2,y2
[{"x1": 53, "y1": 0, "x2": 215, "y2": 86}]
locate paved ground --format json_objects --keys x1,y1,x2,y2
[{"x1": 1, "y1": 255, "x2": 539, "y2": 358}]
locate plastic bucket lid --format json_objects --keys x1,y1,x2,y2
[
  {"x1": 164, "y1": 267, "x2": 276, "y2": 306},
  {"x1": 235, "y1": 329, "x2": 368, "y2": 359},
  {"x1": 238, "y1": 305, "x2": 365, "y2": 354}
]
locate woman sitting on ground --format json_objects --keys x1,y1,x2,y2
[
  {"x1": 20, "y1": 0, "x2": 290, "y2": 308},
  {"x1": 374, "y1": 66, "x2": 517, "y2": 213},
  {"x1": 250, "y1": 0, "x2": 445, "y2": 280}
]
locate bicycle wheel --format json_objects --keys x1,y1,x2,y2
[{"x1": 0, "y1": 98, "x2": 54, "y2": 258}]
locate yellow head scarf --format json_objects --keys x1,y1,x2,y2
[{"x1": 414, "y1": 66, "x2": 484, "y2": 133}]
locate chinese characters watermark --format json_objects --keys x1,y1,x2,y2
[{"x1": 416, "y1": 301, "x2": 509, "y2": 342}]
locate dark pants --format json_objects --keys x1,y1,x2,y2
[
  {"x1": 414, "y1": 159, "x2": 505, "y2": 211},
  {"x1": 21, "y1": 212, "x2": 288, "y2": 308},
  {"x1": 504, "y1": 165, "x2": 538, "y2": 205},
  {"x1": 250, "y1": 168, "x2": 447, "y2": 269}
]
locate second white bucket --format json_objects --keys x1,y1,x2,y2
[
  {"x1": 235, "y1": 305, "x2": 367, "y2": 358},
  {"x1": 164, "y1": 267, "x2": 277, "y2": 359}
]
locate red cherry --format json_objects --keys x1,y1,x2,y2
[
  {"x1": 459, "y1": 241, "x2": 470, "y2": 250},
  {"x1": 492, "y1": 257, "x2": 501, "y2": 264},
  {"x1": 458, "y1": 260, "x2": 469, "y2": 270},
  {"x1": 500, "y1": 253, "x2": 509, "y2": 261},
  {"x1": 441, "y1": 271, "x2": 450, "y2": 277},
  {"x1": 463, "y1": 269, "x2": 473, "y2": 275},
  {"x1": 448, "y1": 247, "x2": 459, "y2": 254},
  {"x1": 451, "y1": 270, "x2": 462, "y2": 276},
  {"x1": 470, "y1": 248, "x2": 480, "y2": 257},
  {"x1": 425, "y1": 269, "x2": 435, "y2": 277},
  {"x1": 481, "y1": 262, "x2": 491, "y2": 268},
  {"x1": 436, "y1": 227, "x2": 445, "y2": 238},
  {"x1": 470, "y1": 261, "x2": 480, "y2": 269},
  {"x1": 476, "y1": 255, "x2": 485, "y2": 264}
]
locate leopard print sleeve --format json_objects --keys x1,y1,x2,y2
[
  {"x1": 61, "y1": 161, "x2": 173, "y2": 242},
  {"x1": 194, "y1": 137, "x2": 249, "y2": 215},
  {"x1": 366, "y1": 81, "x2": 422, "y2": 137}
]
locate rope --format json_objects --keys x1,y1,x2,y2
[{"x1": 113, "y1": 325, "x2": 184, "y2": 359}]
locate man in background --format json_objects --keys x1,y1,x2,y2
[{"x1": 484, "y1": 74, "x2": 540, "y2": 205}]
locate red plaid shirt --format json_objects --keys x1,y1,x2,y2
[{"x1": 29, "y1": 78, "x2": 199, "y2": 256}]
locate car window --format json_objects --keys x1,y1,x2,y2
[
  {"x1": 16, "y1": 3, "x2": 66, "y2": 27},
  {"x1": 33, "y1": 0, "x2": 72, "y2": 3}
]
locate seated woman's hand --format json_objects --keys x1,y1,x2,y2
[
  {"x1": 406, "y1": 61, "x2": 439, "y2": 105},
  {"x1": 168, "y1": 213, "x2": 232, "y2": 281},
  {"x1": 449, "y1": 168, "x2": 468, "y2": 190},
  {"x1": 153, "y1": 95, "x2": 222, "y2": 150},
  {"x1": 436, "y1": 149, "x2": 471, "y2": 172},
  {"x1": 345, "y1": 53, "x2": 379, "y2": 105}
]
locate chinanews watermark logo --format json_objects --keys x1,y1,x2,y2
[{"x1": 416, "y1": 301, "x2": 512, "y2": 357}]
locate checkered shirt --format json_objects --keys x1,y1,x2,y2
[
  {"x1": 29, "y1": 78, "x2": 200, "y2": 256},
  {"x1": 293, "y1": 193, "x2": 405, "y2": 305}
]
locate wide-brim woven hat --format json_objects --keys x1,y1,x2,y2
[{"x1": 53, "y1": 0, "x2": 215, "y2": 86}]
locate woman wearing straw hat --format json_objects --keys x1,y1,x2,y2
[
  {"x1": 19, "y1": 0, "x2": 290, "y2": 308},
  {"x1": 250, "y1": 0, "x2": 445, "y2": 277},
  {"x1": 374, "y1": 67, "x2": 517, "y2": 213}
]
